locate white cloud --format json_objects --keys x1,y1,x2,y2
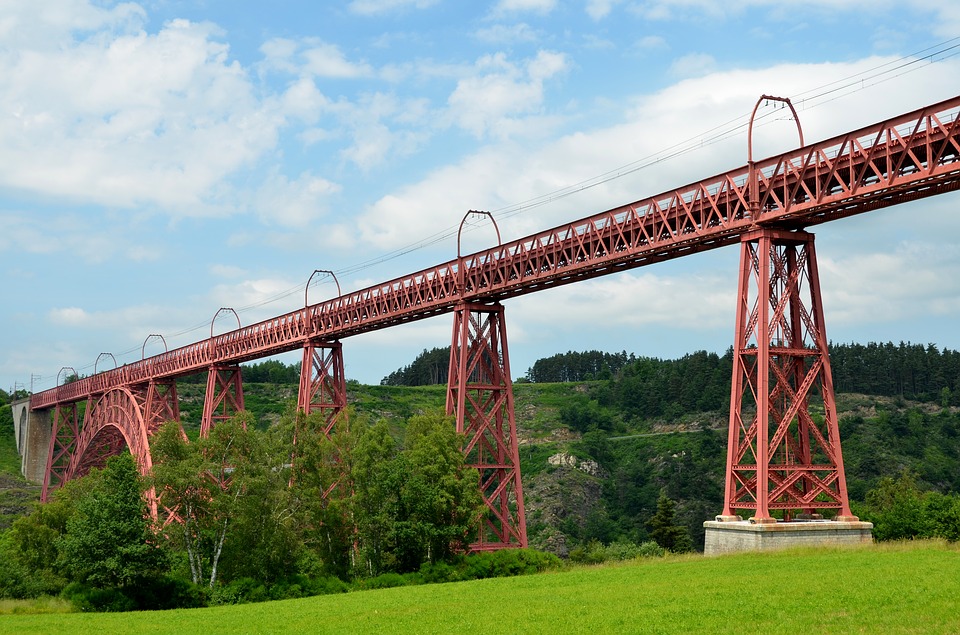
[
  {"x1": 475, "y1": 23, "x2": 539, "y2": 44},
  {"x1": 278, "y1": 77, "x2": 330, "y2": 125},
  {"x1": 0, "y1": 0, "x2": 146, "y2": 48},
  {"x1": 586, "y1": 0, "x2": 624, "y2": 20},
  {"x1": 302, "y1": 41, "x2": 374, "y2": 79},
  {"x1": 627, "y1": 0, "x2": 958, "y2": 32},
  {"x1": 512, "y1": 270, "x2": 734, "y2": 332},
  {"x1": 634, "y1": 35, "x2": 668, "y2": 51},
  {"x1": 821, "y1": 242, "x2": 960, "y2": 326},
  {"x1": 352, "y1": 55, "x2": 960, "y2": 263},
  {"x1": 668, "y1": 52, "x2": 716, "y2": 78},
  {"x1": 260, "y1": 37, "x2": 374, "y2": 79},
  {"x1": 492, "y1": 0, "x2": 558, "y2": 15},
  {"x1": 254, "y1": 171, "x2": 341, "y2": 228},
  {"x1": 45, "y1": 303, "x2": 199, "y2": 357},
  {"x1": 0, "y1": 213, "x2": 161, "y2": 263},
  {"x1": 209, "y1": 277, "x2": 304, "y2": 326},
  {"x1": 447, "y1": 50, "x2": 568, "y2": 138},
  {"x1": 0, "y1": 16, "x2": 281, "y2": 215},
  {"x1": 211, "y1": 264, "x2": 247, "y2": 279},
  {"x1": 49, "y1": 307, "x2": 92, "y2": 327},
  {"x1": 348, "y1": 0, "x2": 441, "y2": 16}
]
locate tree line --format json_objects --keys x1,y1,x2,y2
[
  {"x1": 381, "y1": 347, "x2": 450, "y2": 386},
  {"x1": 0, "y1": 410, "x2": 562, "y2": 611}
]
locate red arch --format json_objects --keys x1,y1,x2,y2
[{"x1": 64, "y1": 388, "x2": 158, "y2": 516}]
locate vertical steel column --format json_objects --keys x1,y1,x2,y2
[
  {"x1": 722, "y1": 228, "x2": 855, "y2": 521},
  {"x1": 298, "y1": 339, "x2": 347, "y2": 437},
  {"x1": 201, "y1": 366, "x2": 245, "y2": 438},
  {"x1": 144, "y1": 380, "x2": 180, "y2": 434},
  {"x1": 41, "y1": 401, "x2": 82, "y2": 502},
  {"x1": 446, "y1": 301, "x2": 527, "y2": 551}
]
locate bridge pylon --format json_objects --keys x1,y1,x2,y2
[
  {"x1": 446, "y1": 301, "x2": 527, "y2": 551},
  {"x1": 201, "y1": 366, "x2": 245, "y2": 437},
  {"x1": 144, "y1": 379, "x2": 180, "y2": 433},
  {"x1": 721, "y1": 228, "x2": 856, "y2": 522},
  {"x1": 298, "y1": 339, "x2": 347, "y2": 436},
  {"x1": 41, "y1": 401, "x2": 81, "y2": 502}
]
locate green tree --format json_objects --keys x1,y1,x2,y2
[
  {"x1": 289, "y1": 411, "x2": 359, "y2": 580},
  {"x1": 647, "y1": 493, "x2": 693, "y2": 553},
  {"x1": 151, "y1": 413, "x2": 286, "y2": 588},
  {"x1": 351, "y1": 418, "x2": 401, "y2": 576},
  {"x1": 0, "y1": 474, "x2": 95, "y2": 598},
  {"x1": 396, "y1": 412, "x2": 482, "y2": 569},
  {"x1": 58, "y1": 453, "x2": 166, "y2": 589}
]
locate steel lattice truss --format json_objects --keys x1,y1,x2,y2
[
  {"x1": 446, "y1": 303, "x2": 526, "y2": 550},
  {"x1": 27, "y1": 95, "x2": 960, "y2": 535},
  {"x1": 31, "y1": 95, "x2": 960, "y2": 412},
  {"x1": 723, "y1": 230, "x2": 852, "y2": 520}
]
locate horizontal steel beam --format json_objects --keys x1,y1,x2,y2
[{"x1": 32, "y1": 95, "x2": 960, "y2": 410}]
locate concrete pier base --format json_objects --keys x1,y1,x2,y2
[{"x1": 703, "y1": 518, "x2": 873, "y2": 556}]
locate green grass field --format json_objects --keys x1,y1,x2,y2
[{"x1": 2, "y1": 541, "x2": 958, "y2": 634}]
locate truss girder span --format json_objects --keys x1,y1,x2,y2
[
  {"x1": 29, "y1": 96, "x2": 960, "y2": 414},
  {"x1": 722, "y1": 229, "x2": 854, "y2": 521},
  {"x1": 446, "y1": 302, "x2": 527, "y2": 551}
]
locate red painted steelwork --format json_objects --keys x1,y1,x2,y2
[
  {"x1": 41, "y1": 401, "x2": 80, "y2": 502},
  {"x1": 722, "y1": 229, "x2": 853, "y2": 521},
  {"x1": 27, "y1": 95, "x2": 960, "y2": 538},
  {"x1": 298, "y1": 340, "x2": 347, "y2": 435},
  {"x1": 446, "y1": 302, "x2": 527, "y2": 550},
  {"x1": 30, "y1": 96, "x2": 960, "y2": 414},
  {"x1": 145, "y1": 380, "x2": 180, "y2": 433},
  {"x1": 200, "y1": 367, "x2": 245, "y2": 438}
]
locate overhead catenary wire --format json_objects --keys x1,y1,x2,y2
[{"x1": 29, "y1": 39, "x2": 960, "y2": 390}]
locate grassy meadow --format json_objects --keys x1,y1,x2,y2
[{"x1": 1, "y1": 541, "x2": 958, "y2": 634}]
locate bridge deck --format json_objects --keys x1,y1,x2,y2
[{"x1": 31, "y1": 95, "x2": 960, "y2": 410}]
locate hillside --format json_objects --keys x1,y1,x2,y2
[
  {"x1": 89, "y1": 379, "x2": 960, "y2": 552},
  {"x1": 4, "y1": 358, "x2": 960, "y2": 551},
  {"x1": 0, "y1": 393, "x2": 41, "y2": 531}
]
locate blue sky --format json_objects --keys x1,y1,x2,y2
[{"x1": 2, "y1": 0, "x2": 960, "y2": 393}]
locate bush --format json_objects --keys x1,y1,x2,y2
[
  {"x1": 306, "y1": 575, "x2": 350, "y2": 596},
  {"x1": 126, "y1": 576, "x2": 208, "y2": 610},
  {"x1": 354, "y1": 572, "x2": 412, "y2": 590},
  {"x1": 210, "y1": 577, "x2": 269, "y2": 605},
  {"x1": 635, "y1": 541, "x2": 667, "y2": 558},
  {"x1": 61, "y1": 583, "x2": 135, "y2": 613},
  {"x1": 418, "y1": 561, "x2": 458, "y2": 584},
  {"x1": 569, "y1": 540, "x2": 666, "y2": 564}
]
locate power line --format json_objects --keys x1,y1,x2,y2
[{"x1": 27, "y1": 39, "x2": 960, "y2": 391}]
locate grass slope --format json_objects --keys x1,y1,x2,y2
[{"x1": 2, "y1": 541, "x2": 958, "y2": 634}]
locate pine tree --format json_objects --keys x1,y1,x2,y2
[{"x1": 647, "y1": 493, "x2": 692, "y2": 553}]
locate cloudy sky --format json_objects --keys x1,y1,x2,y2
[{"x1": 2, "y1": 0, "x2": 960, "y2": 393}]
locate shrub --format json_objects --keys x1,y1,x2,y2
[
  {"x1": 307, "y1": 576, "x2": 350, "y2": 596},
  {"x1": 61, "y1": 583, "x2": 135, "y2": 613},
  {"x1": 210, "y1": 577, "x2": 269, "y2": 605},
  {"x1": 355, "y1": 572, "x2": 411, "y2": 590},
  {"x1": 419, "y1": 561, "x2": 459, "y2": 584},
  {"x1": 125, "y1": 575, "x2": 207, "y2": 610},
  {"x1": 569, "y1": 540, "x2": 665, "y2": 564}
]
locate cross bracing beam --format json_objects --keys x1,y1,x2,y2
[{"x1": 31, "y1": 95, "x2": 960, "y2": 411}]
